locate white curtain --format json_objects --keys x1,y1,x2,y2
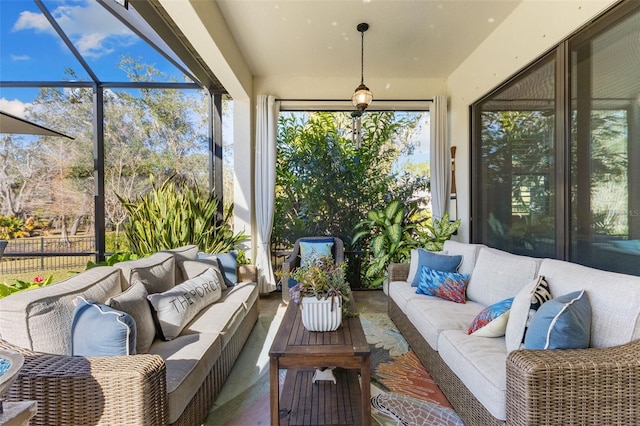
[
  {"x1": 255, "y1": 95, "x2": 279, "y2": 293},
  {"x1": 429, "y1": 95, "x2": 450, "y2": 219}
]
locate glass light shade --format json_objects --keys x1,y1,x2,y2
[{"x1": 352, "y1": 84, "x2": 373, "y2": 111}]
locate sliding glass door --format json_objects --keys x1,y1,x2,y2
[{"x1": 472, "y1": 1, "x2": 640, "y2": 275}]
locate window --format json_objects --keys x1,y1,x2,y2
[
  {"x1": 569, "y1": 5, "x2": 640, "y2": 275},
  {"x1": 273, "y1": 105, "x2": 430, "y2": 287},
  {"x1": 472, "y1": 1, "x2": 640, "y2": 276}
]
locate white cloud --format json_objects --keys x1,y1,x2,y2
[
  {"x1": 0, "y1": 99, "x2": 31, "y2": 118},
  {"x1": 11, "y1": 1, "x2": 136, "y2": 59},
  {"x1": 12, "y1": 10, "x2": 55, "y2": 35},
  {"x1": 10, "y1": 54, "x2": 31, "y2": 61},
  {"x1": 75, "y1": 33, "x2": 115, "y2": 58}
]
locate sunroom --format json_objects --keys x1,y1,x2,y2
[{"x1": 1, "y1": 1, "x2": 639, "y2": 425}]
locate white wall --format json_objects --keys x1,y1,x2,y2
[
  {"x1": 447, "y1": 0, "x2": 617, "y2": 242},
  {"x1": 254, "y1": 76, "x2": 447, "y2": 100}
]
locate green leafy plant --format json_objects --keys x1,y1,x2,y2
[
  {"x1": 0, "y1": 274, "x2": 54, "y2": 299},
  {"x1": 290, "y1": 256, "x2": 354, "y2": 317},
  {"x1": 86, "y1": 252, "x2": 140, "y2": 269},
  {"x1": 353, "y1": 200, "x2": 461, "y2": 287},
  {"x1": 418, "y1": 212, "x2": 462, "y2": 252},
  {"x1": 0, "y1": 216, "x2": 27, "y2": 239},
  {"x1": 353, "y1": 199, "x2": 423, "y2": 287},
  {"x1": 117, "y1": 175, "x2": 248, "y2": 256}
]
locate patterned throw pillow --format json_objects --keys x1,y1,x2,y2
[
  {"x1": 524, "y1": 290, "x2": 591, "y2": 350},
  {"x1": 409, "y1": 249, "x2": 462, "y2": 287},
  {"x1": 505, "y1": 276, "x2": 552, "y2": 352},
  {"x1": 415, "y1": 266, "x2": 470, "y2": 303},
  {"x1": 468, "y1": 297, "x2": 514, "y2": 337}
]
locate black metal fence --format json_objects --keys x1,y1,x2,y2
[
  {"x1": 1, "y1": 237, "x2": 370, "y2": 288},
  {"x1": 0, "y1": 236, "x2": 96, "y2": 276}
]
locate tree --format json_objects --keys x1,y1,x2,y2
[
  {"x1": 273, "y1": 111, "x2": 429, "y2": 286},
  {"x1": 0, "y1": 134, "x2": 48, "y2": 217},
  {"x1": 1, "y1": 59, "x2": 211, "y2": 246}
]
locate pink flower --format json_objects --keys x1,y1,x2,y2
[{"x1": 33, "y1": 275, "x2": 44, "y2": 284}]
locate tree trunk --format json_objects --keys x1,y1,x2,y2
[
  {"x1": 59, "y1": 215, "x2": 71, "y2": 246},
  {"x1": 70, "y1": 215, "x2": 82, "y2": 235}
]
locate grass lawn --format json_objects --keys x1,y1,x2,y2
[{"x1": 1, "y1": 269, "x2": 80, "y2": 285}]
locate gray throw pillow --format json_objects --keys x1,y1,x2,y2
[
  {"x1": 180, "y1": 259, "x2": 227, "y2": 290},
  {"x1": 147, "y1": 268, "x2": 222, "y2": 340},
  {"x1": 107, "y1": 281, "x2": 156, "y2": 354}
]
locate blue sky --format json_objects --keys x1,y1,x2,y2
[{"x1": 0, "y1": 0, "x2": 186, "y2": 116}]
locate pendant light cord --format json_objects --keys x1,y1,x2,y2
[{"x1": 360, "y1": 30, "x2": 365, "y2": 85}]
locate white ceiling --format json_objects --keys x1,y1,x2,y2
[{"x1": 214, "y1": 0, "x2": 523, "y2": 80}]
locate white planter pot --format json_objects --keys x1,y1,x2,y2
[{"x1": 301, "y1": 296, "x2": 342, "y2": 331}]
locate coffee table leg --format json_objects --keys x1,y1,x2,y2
[
  {"x1": 361, "y1": 357, "x2": 371, "y2": 426},
  {"x1": 270, "y1": 357, "x2": 280, "y2": 425}
]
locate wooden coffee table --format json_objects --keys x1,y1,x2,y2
[{"x1": 269, "y1": 298, "x2": 371, "y2": 425}]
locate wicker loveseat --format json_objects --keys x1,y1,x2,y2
[
  {"x1": 388, "y1": 240, "x2": 640, "y2": 426},
  {"x1": 0, "y1": 245, "x2": 259, "y2": 426}
]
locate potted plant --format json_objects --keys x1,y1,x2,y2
[{"x1": 290, "y1": 256, "x2": 352, "y2": 331}]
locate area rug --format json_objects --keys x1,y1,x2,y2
[{"x1": 203, "y1": 298, "x2": 465, "y2": 426}]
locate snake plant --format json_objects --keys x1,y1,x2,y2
[{"x1": 117, "y1": 176, "x2": 248, "y2": 256}]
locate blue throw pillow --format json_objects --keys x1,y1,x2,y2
[
  {"x1": 410, "y1": 249, "x2": 463, "y2": 287},
  {"x1": 416, "y1": 266, "x2": 470, "y2": 303},
  {"x1": 71, "y1": 296, "x2": 137, "y2": 356},
  {"x1": 300, "y1": 239, "x2": 334, "y2": 267},
  {"x1": 215, "y1": 251, "x2": 238, "y2": 287},
  {"x1": 468, "y1": 297, "x2": 514, "y2": 337},
  {"x1": 524, "y1": 290, "x2": 591, "y2": 350}
]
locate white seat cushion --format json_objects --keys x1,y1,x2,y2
[
  {"x1": 404, "y1": 296, "x2": 485, "y2": 350},
  {"x1": 438, "y1": 329, "x2": 508, "y2": 420},
  {"x1": 149, "y1": 332, "x2": 222, "y2": 424},
  {"x1": 182, "y1": 281, "x2": 258, "y2": 347},
  {"x1": 388, "y1": 280, "x2": 421, "y2": 312}
]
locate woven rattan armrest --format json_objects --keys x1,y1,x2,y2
[
  {"x1": 0, "y1": 339, "x2": 167, "y2": 425},
  {"x1": 506, "y1": 339, "x2": 640, "y2": 425},
  {"x1": 388, "y1": 263, "x2": 410, "y2": 282}
]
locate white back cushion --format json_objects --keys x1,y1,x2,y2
[
  {"x1": 0, "y1": 266, "x2": 122, "y2": 355},
  {"x1": 538, "y1": 259, "x2": 640, "y2": 348},
  {"x1": 116, "y1": 251, "x2": 175, "y2": 293},
  {"x1": 466, "y1": 247, "x2": 541, "y2": 307},
  {"x1": 442, "y1": 240, "x2": 485, "y2": 276}
]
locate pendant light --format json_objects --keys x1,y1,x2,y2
[{"x1": 352, "y1": 23, "x2": 373, "y2": 113}]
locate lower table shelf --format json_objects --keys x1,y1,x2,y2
[{"x1": 279, "y1": 368, "x2": 363, "y2": 426}]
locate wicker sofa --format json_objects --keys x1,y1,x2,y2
[
  {"x1": 0, "y1": 245, "x2": 259, "y2": 426},
  {"x1": 388, "y1": 240, "x2": 640, "y2": 426}
]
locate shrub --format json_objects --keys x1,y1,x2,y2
[
  {"x1": 117, "y1": 175, "x2": 248, "y2": 256},
  {"x1": 0, "y1": 274, "x2": 53, "y2": 299}
]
